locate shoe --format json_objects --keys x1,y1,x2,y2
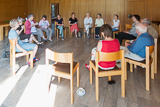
[
  {"x1": 59, "y1": 34, "x2": 62, "y2": 37},
  {"x1": 37, "y1": 42, "x2": 43, "y2": 46},
  {"x1": 85, "y1": 63, "x2": 90, "y2": 70},
  {"x1": 48, "y1": 38, "x2": 52, "y2": 41},
  {"x1": 43, "y1": 38, "x2": 48, "y2": 41},
  {"x1": 87, "y1": 35, "x2": 90, "y2": 39},
  {"x1": 33, "y1": 57, "x2": 40, "y2": 62},
  {"x1": 62, "y1": 38, "x2": 64, "y2": 40}
]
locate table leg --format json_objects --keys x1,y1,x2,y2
[
  {"x1": 0, "y1": 27, "x2": 3, "y2": 41},
  {"x1": 5, "y1": 26, "x2": 9, "y2": 36}
]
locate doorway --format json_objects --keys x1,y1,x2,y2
[{"x1": 51, "y1": 3, "x2": 59, "y2": 35}]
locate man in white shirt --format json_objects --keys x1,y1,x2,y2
[{"x1": 84, "y1": 12, "x2": 93, "y2": 38}]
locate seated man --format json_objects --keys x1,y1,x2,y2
[
  {"x1": 141, "y1": 18, "x2": 158, "y2": 38},
  {"x1": 121, "y1": 23, "x2": 154, "y2": 61},
  {"x1": 25, "y1": 14, "x2": 47, "y2": 42},
  {"x1": 116, "y1": 14, "x2": 140, "y2": 45},
  {"x1": 84, "y1": 12, "x2": 93, "y2": 38},
  {"x1": 39, "y1": 15, "x2": 53, "y2": 41}
]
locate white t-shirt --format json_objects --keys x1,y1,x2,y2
[
  {"x1": 84, "y1": 17, "x2": 93, "y2": 25},
  {"x1": 112, "y1": 19, "x2": 120, "y2": 30}
]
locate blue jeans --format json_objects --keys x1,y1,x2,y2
[
  {"x1": 57, "y1": 26, "x2": 64, "y2": 37},
  {"x1": 112, "y1": 28, "x2": 118, "y2": 32}
]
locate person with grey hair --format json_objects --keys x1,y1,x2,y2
[
  {"x1": 16, "y1": 18, "x2": 43, "y2": 45},
  {"x1": 25, "y1": 14, "x2": 47, "y2": 42},
  {"x1": 120, "y1": 23, "x2": 154, "y2": 61},
  {"x1": 8, "y1": 19, "x2": 39, "y2": 66},
  {"x1": 84, "y1": 12, "x2": 93, "y2": 38},
  {"x1": 141, "y1": 18, "x2": 158, "y2": 38}
]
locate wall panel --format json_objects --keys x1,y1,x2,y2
[{"x1": 28, "y1": 0, "x2": 160, "y2": 30}]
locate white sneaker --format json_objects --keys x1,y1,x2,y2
[{"x1": 48, "y1": 38, "x2": 52, "y2": 41}]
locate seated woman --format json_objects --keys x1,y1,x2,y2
[
  {"x1": 85, "y1": 24, "x2": 120, "y2": 70},
  {"x1": 84, "y1": 12, "x2": 93, "y2": 38},
  {"x1": 25, "y1": 14, "x2": 47, "y2": 42},
  {"x1": 115, "y1": 14, "x2": 140, "y2": 45},
  {"x1": 39, "y1": 15, "x2": 53, "y2": 41},
  {"x1": 56, "y1": 14, "x2": 65, "y2": 40},
  {"x1": 95, "y1": 13, "x2": 104, "y2": 39},
  {"x1": 8, "y1": 19, "x2": 39, "y2": 66},
  {"x1": 112, "y1": 14, "x2": 120, "y2": 31},
  {"x1": 17, "y1": 18, "x2": 43, "y2": 45},
  {"x1": 69, "y1": 12, "x2": 79, "y2": 38}
]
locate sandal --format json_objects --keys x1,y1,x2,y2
[{"x1": 37, "y1": 42, "x2": 43, "y2": 45}]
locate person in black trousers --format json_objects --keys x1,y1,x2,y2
[{"x1": 116, "y1": 14, "x2": 141, "y2": 45}]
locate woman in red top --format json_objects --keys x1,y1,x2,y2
[{"x1": 85, "y1": 24, "x2": 120, "y2": 70}]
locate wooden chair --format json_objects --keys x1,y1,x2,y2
[
  {"x1": 45, "y1": 48, "x2": 79, "y2": 104},
  {"x1": 113, "y1": 24, "x2": 122, "y2": 39},
  {"x1": 93, "y1": 21, "x2": 106, "y2": 39},
  {"x1": 9, "y1": 39, "x2": 33, "y2": 74},
  {"x1": 124, "y1": 45, "x2": 155, "y2": 91},
  {"x1": 83, "y1": 25, "x2": 94, "y2": 37},
  {"x1": 55, "y1": 21, "x2": 66, "y2": 39},
  {"x1": 154, "y1": 38, "x2": 158, "y2": 74},
  {"x1": 125, "y1": 24, "x2": 132, "y2": 31},
  {"x1": 89, "y1": 50, "x2": 125, "y2": 101}
]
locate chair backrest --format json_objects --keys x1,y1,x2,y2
[
  {"x1": 45, "y1": 48, "x2": 73, "y2": 64},
  {"x1": 125, "y1": 24, "x2": 132, "y2": 31},
  {"x1": 95, "y1": 50, "x2": 124, "y2": 71},
  {"x1": 146, "y1": 45, "x2": 154, "y2": 65},
  {"x1": 55, "y1": 21, "x2": 57, "y2": 30},
  {"x1": 24, "y1": 22, "x2": 26, "y2": 33}
]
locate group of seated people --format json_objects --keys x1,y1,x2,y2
[
  {"x1": 8, "y1": 12, "x2": 158, "y2": 69},
  {"x1": 85, "y1": 14, "x2": 157, "y2": 70},
  {"x1": 55, "y1": 12, "x2": 120, "y2": 39}
]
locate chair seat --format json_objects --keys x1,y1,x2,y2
[
  {"x1": 52, "y1": 62, "x2": 78, "y2": 74},
  {"x1": 91, "y1": 61, "x2": 120, "y2": 72},
  {"x1": 125, "y1": 57, "x2": 146, "y2": 64}
]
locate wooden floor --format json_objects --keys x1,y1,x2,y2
[{"x1": 0, "y1": 32, "x2": 160, "y2": 107}]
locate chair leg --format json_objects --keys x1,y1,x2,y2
[
  {"x1": 121, "y1": 73, "x2": 125, "y2": 97},
  {"x1": 90, "y1": 64, "x2": 93, "y2": 84},
  {"x1": 146, "y1": 66, "x2": 150, "y2": 91},
  {"x1": 57, "y1": 30, "x2": 58, "y2": 39},
  {"x1": 124, "y1": 61, "x2": 127, "y2": 80},
  {"x1": 58, "y1": 77, "x2": 61, "y2": 82},
  {"x1": 108, "y1": 76, "x2": 111, "y2": 81},
  {"x1": 26, "y1": 54, "x2": 29, "y2": 63},
  {"x1": 30, "y1": 52, "x2": 33, "y2": 69},
  {"x1": 151, "y1": 54, "x2": 155, "y2": 79},
  {"x1": 65, "y1": 29, "x2": 66, "y2": 38},
  {"x1": 12, "y1": 57, "x2": 16, "y2": 75},
  {"x1": 134, "y1": 65, "x2": 137, "y2": 68},
  {"x1": 95, "y1": 74, "x2": 99, "y2": 101},
  {"x1": 10, "y1": 51, "x2": 13, "y2": 67},
  {"x1": 77, "y1": 66, "x2": 79, "y2": 87},
  {"x1": 155, "y1": 49, "x2": 157, "y2": 74},
  {"x1": 130, "y1": 63, "x2": 133, "y2": 72},
  {"x1": 70, "y1": 77, "x2": 74, "y2": 104}
]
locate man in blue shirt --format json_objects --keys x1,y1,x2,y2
[{"x1": 121, "y1": 23, "x2": 154, "y2": 61}]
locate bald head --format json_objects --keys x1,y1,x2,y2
[{"x1": 136, "y1": 23, "x2": 147, "y2": 36}]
